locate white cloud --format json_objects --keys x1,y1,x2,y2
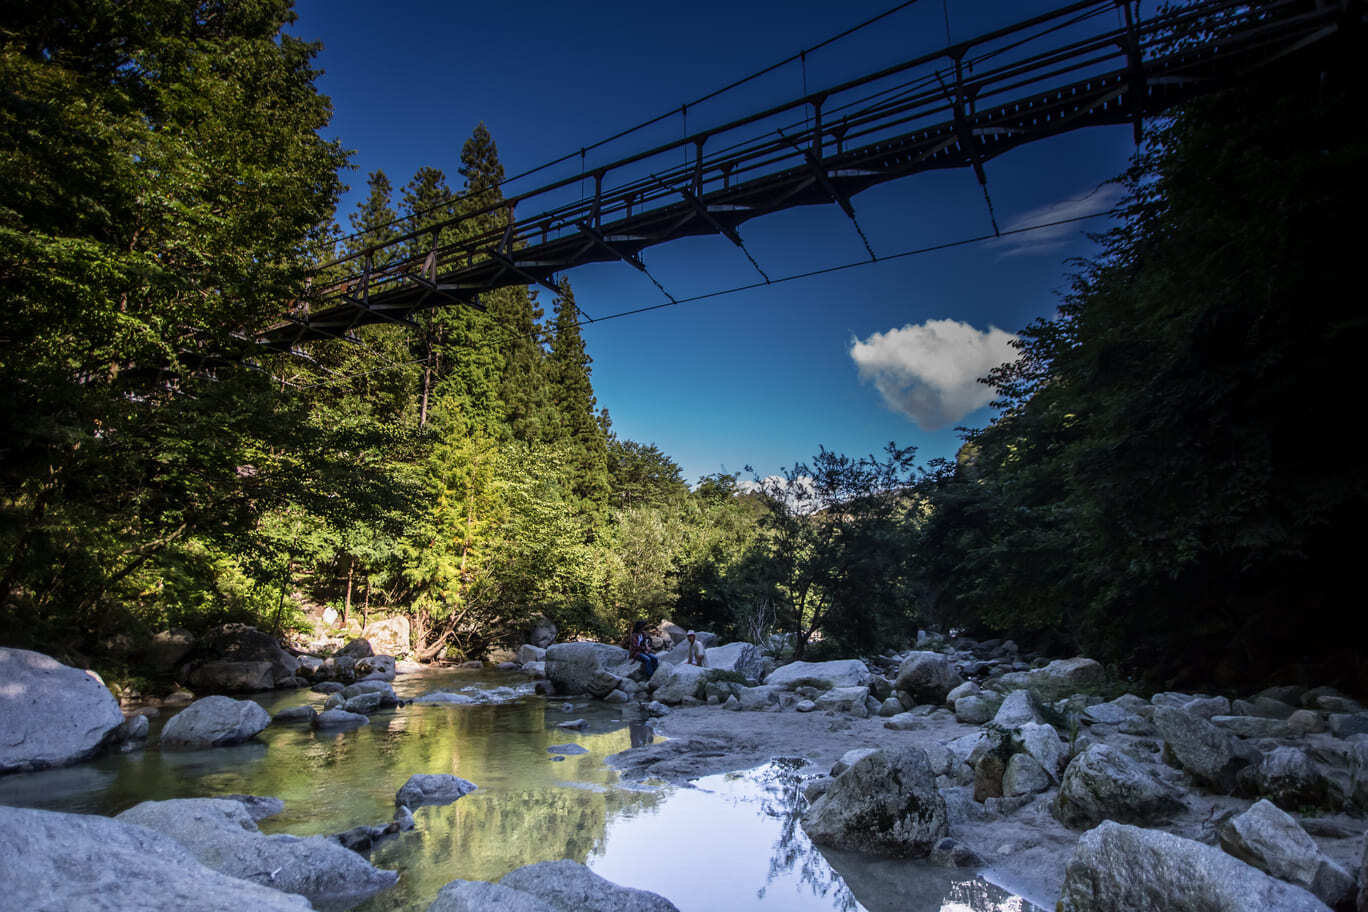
[
  {"x1": 990, "y1": 184, "x2": 1124, "y2": 257},
  {"x1": 850, "y1": 319, "x2": 1017, "y2": 429}
]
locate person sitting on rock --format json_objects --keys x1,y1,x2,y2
[
  {"x1": 628, "y1": 620, "x2": 658, "y2": 678},
  {"x1": 684, "y1": 630, "x2": 707, "y2": 667}
]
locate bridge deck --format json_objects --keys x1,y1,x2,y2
[{"x1": 259, "y1": 0, "x2": 1353, "y2": 350}]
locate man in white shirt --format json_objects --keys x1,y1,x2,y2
[{"x1": 685, "y1": 630, "x2": 707, "y2": 667}]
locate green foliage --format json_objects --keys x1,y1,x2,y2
[
  {"x1": 0, "y1": 1, "x2": 348, "y2": 649},
  {"x1": 743, "y1": 446, "x2": 921, "y2": 658}
]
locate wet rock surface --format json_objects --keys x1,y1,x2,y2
[{"x1": 396, "y1": 772, "x2": 478, "y2": 807}]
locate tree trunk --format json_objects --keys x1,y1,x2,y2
[
  {"x1": 342, "y1": 556, "x2": 354, "y2": 626},
  {"x1": 419, "y1": 313, "x2": 435, "y2": 428}
]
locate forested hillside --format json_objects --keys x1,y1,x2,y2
[
  {"x1": 0, "y1": 3, "x2": 769, "y2": 671},
  {"x1": 3, "y1": 1, "x2": 1364, "y2": 695}
]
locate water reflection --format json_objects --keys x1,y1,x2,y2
[
  {"x1": 629, "y1": 722, "x2": 655, "y2": 748},
  {"x1": 586, "y1": 761, "x2": 1045, "y2": 912},
  {"x1": 752, "y1": 759, "x2": 859, "y2": 911}
]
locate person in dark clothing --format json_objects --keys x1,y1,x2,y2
[{"x1": 628, "y1": 620, "x2": 658, "y2": 678}]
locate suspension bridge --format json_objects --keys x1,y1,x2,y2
[{"x1": 256, "y1": 0, "x2": 1358, "y2": 353}]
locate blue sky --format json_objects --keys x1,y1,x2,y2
[{"x1": 290, "y1": 0, "x2": 1139, "y2": 482}]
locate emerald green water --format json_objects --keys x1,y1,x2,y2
[{"x1": 0, "y1": 669, "x2": 1042, "y2": 912}]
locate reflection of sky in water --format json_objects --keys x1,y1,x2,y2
[
  {"x1": 588, "y1": 760, "x2": 1040, "y2": 912},
  {"x1": 0, "y1": 670, "x2": 1039, "y2": 912}
]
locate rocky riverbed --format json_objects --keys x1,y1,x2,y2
[{"x1": 3, "y1": 629, "x2": 1368, "y2": 911}]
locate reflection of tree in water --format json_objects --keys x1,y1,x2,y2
[
  {"x1": 751, "y1": 758, "x2": 860, "y2": 912},
  {"x1": 943, "y1": 879, "x2": 1035, "y2": 912}
]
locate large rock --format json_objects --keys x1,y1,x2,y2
[
  {"x1": 648, "y1": 662, "x2": 711, "y2": 704},
  {"x1": 527, "y1": 616, "x2": 558, "y2": 649},
  {"x1": 190, "y1": 624, "x2": 299, "y2": 686},
  {"x1": 356, "y1": 654, "x2": 396, "y2": 681},
  {"x1": 362, "y1": 616, "x2": 412, "y2": 658},
  {"x1": 764, "y1": 659, "x2": 870, "y2": 691},
  {"x1": 546, "y1": 643, "x2": 628, "y2": 698},
  {"x1": 0, "y1": 646, "x2": 124, "y2": 774},
  {"x1": 1183, "y1": 695, "x2": 1232, "y2": 719},
  {"x1": 494, "y1": 859, "x2": 680, "y2": 911},
  {"x1": 831, "y1": 748, "x2": 880, "y2": 778},
  {"x1": 1218, "y1": 799, "x2": 1354, "y2": 908},
  {"x1": 1054, "y1": 744, "x2": 1184, "y2": 829},
  {"x1": 321, "y1": 654, "x2": 357, "y2": 684},
  {"x1": 801, "y1": 746, "x2": 948, "y2": 857},
  {"x1": 517, "y1": 644, "x2": 546, "y2": 664},
  {"x1": 893, "y1": 651, "x2": 963, "y2": 704},
  {"x1": 992, "y1": 689, "x2": 1043, "y2": 728},
  {"x1": 1359, "y1": 835, "x2": 1367, "y2": 912},
  {"x1": 139, "y1": 628, "x2": 196, "y2": 671},
  {"x1": 116, "y1": 798, "x2": 396, "y2": 908},
  {"x1": 429, "y1": 880, "x2": 558, "y2": 912},
  {"x1": 341, "y1": 679, "x2": 398, "y2": 705},
  {"x1": 185, "y1": 661, "x2": 275, "y2": 693},
  {"x1": 1330, "y1": 713, "x2": 1368, "y2": 738},
  {"x1": 338, "y1": 638, "x2": 373, "y2": 659},
  {"x1": 1060, "y1": 820, "x2": 1331, "y2": 912},
  {"x1": 701, "y1": 642, "x2": 763, "y2": 683},
  {"x1": 1002, "y1": 753, "x2": 1052, "y2": 796},
  {"x1": 1026, "y1": 657, "x2": 1105, "y2": 702},
  {"x1": 0, "y1": 804, "x2": 312, "y2": 911},
  {"x1": 661, "y1": 632, "x2": 718, "y2": 665},
  {"x1": 1212, "y1": 714, "x2": 1294, "y2": 739},
  {"x1": 1242, "y1": 747, "x2": 1329, "y2": 810},
  {"x1": 1011, "y1": 721, "x2": 1067, "y2": 782},
  {"x1": 1154, "y1": 705, "x2": 1245, "y2": 792},
  {"x1": 954, "y1": 694, "x2": 996, "y2": 724},
  {"x1": 814, "y1": 686, "x2": 871, "y2": 717},
  {"x1": 314, "y1": 709, "x2": 369, "y2": 729},
  {"x1": 733, "y1": 684, "x2": 783, "y2": 711},
  {"x1": 396, "y1": 773, "x2": 477, "y2": 807},
  {"x1": 1080, "y1": 701, "x2": 1133, "y2": 725},
  {"x1": 273, "y1": 704, "x2": 318, "y2": 725},
  {"x1": 160, "y1": 696, "x2": 270, "y2": 749},
  {"x1": 344, "y1": 692, "x2": 384, "y2": 714},
  {"x1": 1234, "y1": 696, "x2": 1299, "y2": 719}
]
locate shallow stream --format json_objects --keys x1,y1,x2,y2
[{"x1": 0, "y1": 669, "x2": 1042, "y2": 912}]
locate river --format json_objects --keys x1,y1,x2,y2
[{"x1": 0, "y1": 668, "x2": 1042, "y2": 912}]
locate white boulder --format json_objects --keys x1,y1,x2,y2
[
  {"x1": 0, "y1": 646, "x2": 123, "y2": 773},
  {"x1": 764, "y1": 659, "x2": 870, "y2": 691}
]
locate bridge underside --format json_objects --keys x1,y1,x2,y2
[{"x1": 257, "y1": 0, "x2": 1352, "y2": 351}]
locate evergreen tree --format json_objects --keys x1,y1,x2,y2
[
  {"x1": 399, "y1": 166, "x2": 459, "y2": 267},
  {"x1": 345, "y1": 170, "x2": 399, "y2": 265},
  {"x1": 456, "y1": 121, "x2": 507, "y2": 245},
  {"x1": 548, "y1": 281, "x2": 609, "y2": 506},
  {"x1": 490, "y1": 288, "x2": 556, "y2": 443}
]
